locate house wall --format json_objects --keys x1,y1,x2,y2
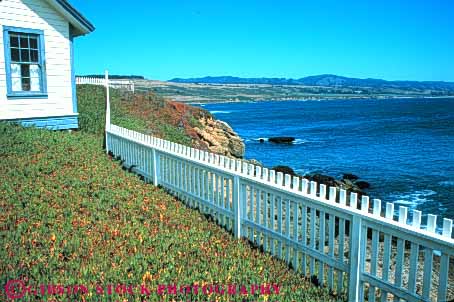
[{"x1": 0, "y1": 0, "x2": 76, "y2": 125}]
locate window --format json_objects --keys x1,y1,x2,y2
[{"x1": 3, "y1": 26, "x2": 47, "y2": 98}]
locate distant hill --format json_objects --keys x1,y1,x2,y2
[{"x1": 169, "y1": 74, "x2": 454, "y2": 91}]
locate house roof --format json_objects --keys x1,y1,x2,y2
[{"x1": 45, "y1": 0, "x2": 95, "y2": 36}]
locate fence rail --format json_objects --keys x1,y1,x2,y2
[
  {"x1": 76, "y1": 76, "x2": 135, "y2": 92},
  {"x1": 102, "y1": 71, "x2": 454, "y2": 302}
]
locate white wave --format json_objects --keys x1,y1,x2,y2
[
  {"x1": 438, "y1": 180, "x2": 454, "y2": 187},
  {"x1": 392, "y1": 199, "x2": 415, "y2": 206},
  {"x1": 389, "y1": 190, "x2": 437, "y2": 208},
  {"x1": 253, "y1": 137, "x2": 268, "y2": 141},
  {"x1": 209, "y1": 110, "x2": 232, "y2": 114},
  {"x1": 293, "y1": 138, "x2": 308, "y2": 145},
  {"x1": 294, "y1": 168, "x2": 317, "y2": 176}
]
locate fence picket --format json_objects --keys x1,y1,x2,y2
[
  {"x1": 263, "y1": 169, "x2": 270, "y2": 252},
  {"x1": 393, "y1": 206, "x2": 408, "y2": 302},
  {"x1": 293, "y1": 199, "x2": 299, "y2": 271},
  {"x1": 301, "y1": 203, "x2": 308, "y2": 275},
  {"x1": 270, "y1": 170, "x2": 276, "y2": 256},
  {"x1": 381, "y1": 203, "x2": 394, "y2": 302},
  {"x1": 328, "y1": 212, "x2": 335, "y2": 290},
  {"x1": 422, "y1": 214, "x2": 436, "y2": 300},
  {"x1": 319, "y1": 208, "x2": 326, "y2": 285},
  {"x1": 368, "y1": 199, "x2": 381, "y2": 302},
  {"x1": 256, "y1": 187, "x2": 262, "y2": 246},
  {"x1": 233, "y1": 175, "x2": 241, "y2": 238},
  {"x1": 285, "y1": 197, "x2": 291, "y2": 263},
  {"x1": 277, "y1": 172, "x2": 284, "y2": 259},
  {"x1": 338, "y1": 189, "x2": 347, "y2": 293},
  {"x1": 359, "y1": 196, "x2": 369, "y2": 301},
  {"x1": 408, "y1": 210, "x2": 422, "y2": 294},
  {"x1": 320, "y1": 184, "x2": 327, "y2": 200},
  {"x1": 438, "y1": 219, "x2": 453, "y2": 301},
  {"x1": 328, "y1": 187, "x2": 336, "y2": 291},
  {"x1": 302, "y1": 178, "x2": 309, "y2": 195},
  {"x1": 310, "y1": 206, "x2": 316, "y2": 276}
]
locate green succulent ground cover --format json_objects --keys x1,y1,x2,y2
[{"x1": 0, "y1": 85, "x2": 342, "y2": 301}]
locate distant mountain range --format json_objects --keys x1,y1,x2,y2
[{"x1": 169, "y1": 75, "x2": 454, "y2": 91}]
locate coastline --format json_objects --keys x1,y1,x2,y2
[
  {"x1": 134, "y1": 79, "x2": 454, "y2": 104},
  {"x1": 187, "y1": 95, "x2": 454, "y2": 105},
  {"x1": 198, "y1": 97, "x2": 454, "y2": 224}
]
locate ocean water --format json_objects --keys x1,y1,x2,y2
[{"x1": 199, "y1": 98, "x2": 454, "y2": 223}]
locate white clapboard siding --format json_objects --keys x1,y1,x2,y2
[
  {"x1": 0, "y1": 0, "x2": 74, "y2": 120},
  {"x1": 105, "y1": 120, "x2": 454, "y2": 302}
]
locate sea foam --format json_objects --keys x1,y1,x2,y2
[{"x1": 389, "y1": 190, "x2": 437, "y2": 208}]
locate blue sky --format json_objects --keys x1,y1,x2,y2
[{"x1": 71, "y1": 0, "x2": 454, "y2": 81}]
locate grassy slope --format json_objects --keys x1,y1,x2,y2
[
  {"x1": 0, "y1": 86, "x2": 341, "y2": 302},
  {"x1": 77, "y1": 85, "x2": 211, "y2": 148}
]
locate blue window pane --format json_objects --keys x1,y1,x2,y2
[
  {"x1": 20, "y1": 49, "x2": 30, "y2": 62},
  {"x1": 29, "y1": 37, "x2": 38, "y2": 49},
  {"x1": 21, "y1": 64, "x2": 30, "y2": 77},
  {"x1": 10, "y1": 35, "x2": 19, "y2": 47},
  {"x1": 11, "y1": 48, "x2": 20, "y2": 62},
  {"x1": 19, "y1": 36, "x2": 28, "y2": 48},
  {"x1": 22, "y1": 77, "x2": 31, "y2": 91},
  {"x1": 30, "y1": 49, "x2": 39, "y2": 62}
]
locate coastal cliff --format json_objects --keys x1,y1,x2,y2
[
  {"x1": 194, "y1": 116, "x2": 245, "y2": 158},
  {"x1": 163, "y1": 101, "x2": 245, "y2": 158},
  {"x1": 111, "y1": 90, "x2": 245, "y2": 159}
]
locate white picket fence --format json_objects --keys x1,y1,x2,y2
[
  {"x1": 76, "y1": 76, "x2": 135, "y2": 92},
  {"x1": 102, "y1": 72, "x2": 454, "y2": 302}
]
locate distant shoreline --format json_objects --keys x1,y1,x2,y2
[
  {"x1": 134, "y1": 79, "x2": 454, "y2": 104},
  {"x1": 186, "y1": 95, "x2": 454, "y2": 105}
]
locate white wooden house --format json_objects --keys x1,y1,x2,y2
[{"x1": 0, "y1": 0, "x2": 94, "y2": 129}]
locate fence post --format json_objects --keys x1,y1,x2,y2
[
  {"x1": 348, "y1": 214, "x2": 363, "y2": 302},
  {"x1": 152, "y1": 148, "x2": 159, "y2": 186},
  {"x1": 105, "y1": 70, "x2": 110, "y2": 154},
  {"x1": 233, "y1": 175, "x2": 241, "y2": 239}
]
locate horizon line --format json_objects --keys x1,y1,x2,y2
[{"x1": 165, "y1": 74, "x2": 454, "y2": 83}]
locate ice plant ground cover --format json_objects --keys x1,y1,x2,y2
[{"x1": 0, "y1": 86, "x2": 341, "y2": 301}]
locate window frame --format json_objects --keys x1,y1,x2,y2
[{"x1": 3, "y1": 26, "x2": 48, "y2": 99}]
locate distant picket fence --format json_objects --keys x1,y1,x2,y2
[
  {"x1": 102, "y1": 71, "x2": 454, "y2": 302},
  {"x1": 76, "y1": 76, "x2": 135, "y2": 92}
]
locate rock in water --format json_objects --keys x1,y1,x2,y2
[
  {"x1": 247, "y1": 159, "x2": 263, "y2": 166},
  {"x1": 268, "y1": 137, "x2": 295, "y2": 144},
  {"x1": 305, "y1": 173, "x2": 338, "y2": 188},
  {"x1": 272, "y1": 165, "x2": 298, "y2": 176},
  {"x1": 342, "y1": 173, "x2": 360, "y2": 181},
  {"x1": 355, "y1": 181, "x2": 371, "y2": 189}
]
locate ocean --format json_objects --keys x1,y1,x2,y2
[{"x1": 198, "y1": 98, "x2": 454, "y2": 224}]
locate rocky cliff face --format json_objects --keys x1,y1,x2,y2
[
  {"x1": 194, "y1": 116, "x2": 245, "y2": 158},
  {"x1": 137, "y1": 98, "x2": 245, "y2": 159}
]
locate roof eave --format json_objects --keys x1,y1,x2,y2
[{"x1": 45, "y1": 0, "x2": 95, "y2": 37}]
